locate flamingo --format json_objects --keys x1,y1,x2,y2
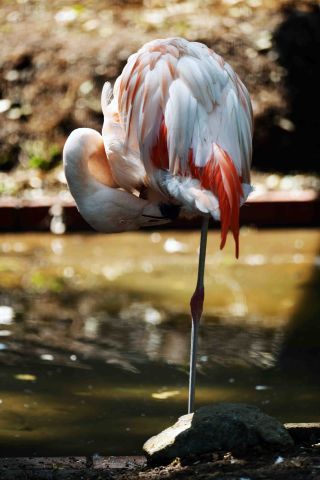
[{"x1": 63, "y1": 37, "x2": 253, "y2": 414}]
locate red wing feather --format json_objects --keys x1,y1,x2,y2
[{"x1": 150, "y1": 120, "x2": 169, "y2": 170}]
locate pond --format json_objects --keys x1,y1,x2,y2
[{"x1": 0, "y1": 229, "x2": 319, "y2": 456}]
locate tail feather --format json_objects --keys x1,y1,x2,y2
[
  {"x1": 188, "y1": 144, "x2": 243, "y2": 258},
  {"x1": 211, "y1": 145, "x2": 243, "y2": 258}
]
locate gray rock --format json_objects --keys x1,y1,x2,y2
[{"x1": 143, "y1": 403, "x2": 294, "y2": 465}]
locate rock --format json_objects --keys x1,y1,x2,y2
[{"x1": 143, "y1": 403, "x2": 294, "y2": 465}]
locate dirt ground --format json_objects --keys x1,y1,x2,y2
[
  {"x1": 0, "y1": 0, "x2": 319, "y2": 199},
  {"x1": 1, "y1": 444, "x2": 320, "y2": 479},
  {"x1": 1, "y1": 426, "x2": 319, "y2": 479},
  {"x1": 126, "y1": 447, "x2": 320, "y2": 480}
]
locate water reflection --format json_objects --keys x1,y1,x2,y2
[
  {"x1": 0, "y1": 229, "x2": 319, "y2": 456},
  {"x1": 0, "y1": 293, "x2": 289, "y2": 371}
]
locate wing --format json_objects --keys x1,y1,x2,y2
[
  {"x1": 108, "y1": 38, "x2": 253, "y2": 256},
  {"x1": 101, "y1": 83, "x2": 147, "y2": 192}
]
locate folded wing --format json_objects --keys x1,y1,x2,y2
[{"x1": 103, "y1": 37, "x2": 253, "y2": 256}]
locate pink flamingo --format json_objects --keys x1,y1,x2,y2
[{"x1": 63, "y1": 37, "x2": 253, "y2": 413}]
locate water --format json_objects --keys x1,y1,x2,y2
[{"x1": 0, "y1": 229, "x2": 319, "y2": 456}]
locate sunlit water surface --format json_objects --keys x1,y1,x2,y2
[{"x1": 0, "y1": 229, "x2": 319, "y2": 456}]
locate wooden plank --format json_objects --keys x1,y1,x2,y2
[
  {"x1": 0, "y1": 456, "x2": 146, "y2": 479},
  {"x1": 0, "y1": 191, "x2": 319, "y2": 231},
  {"x1": 0, "y1": 455, "x2": 146, "y2": 470}
]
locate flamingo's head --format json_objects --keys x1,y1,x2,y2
[{"x1": 63, "y1": 128, "x2": 171, "y2": 233}]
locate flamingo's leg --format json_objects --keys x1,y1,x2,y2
[{"x1": 188, "y1": 215, "x2": 209, "y2": 414}]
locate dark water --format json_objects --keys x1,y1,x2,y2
[{"x1": 0, "y1": 229, "x2": 319, "y2": 456}]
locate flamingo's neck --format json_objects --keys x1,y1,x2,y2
[{"x1": 63, "y1": 129, "x2": 116, "y2": 208}]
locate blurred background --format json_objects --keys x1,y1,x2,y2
[
  {"x1": 1, "y1": 0, "x2": 320, "y2": 193},
  {"x1": 0, "y1": 0, "x2": 319, "y2": 458}
]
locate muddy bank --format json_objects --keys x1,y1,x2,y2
[{"x1": 0, "y1": 0, "x2": 319, "y2": 189}]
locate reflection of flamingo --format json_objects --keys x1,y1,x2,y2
[{"x1": 63, "y1": 37, "x2": 253, "y2": 413}]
